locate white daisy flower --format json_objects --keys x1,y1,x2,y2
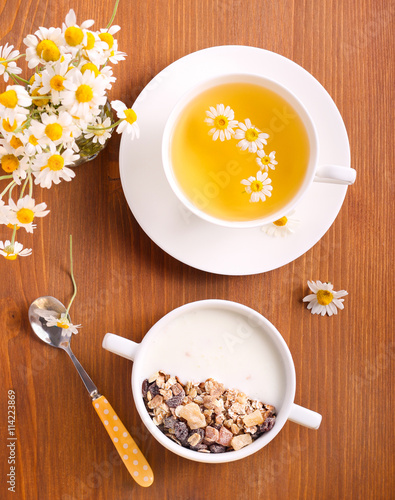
[
  {"x1": 0, "y1": 240, "x2": 32, "y2": 260},
  {"x1": 45, "y1": 312, "x2": 81, "y2": 334},
  {"x1": 0, "y1": 44, "x2": 22, "y2": 83},
  {"x1": 7, "y1": 195, "x2": 49, "y2": 233},
  {"x1": 204, "y1": 104, "x2": 238, "y2": 141},
  {"x1": 256, "y1": 149, "x2": 278, "y2": 172},
  {"x1": 62, "y1": 69, "x2": 107, "y2": 121},
  {"x1": 303, "y1": 280, "x2": 348, "y2": 317},
  {"x1": 111, "y1": 100, "x2": 139, "y2": 138},
  {"x1": 22, "y1": 127, "x2": 44, "y2": 156},
  {"x1": 98, "y1": 65, "x2": 116, "y2": 89},
  {"x1": 39, "y1": 59, "x2": 73, "y2": 105},
  {"x1": 241, "y1": 170, "x2": 273, "y2": 202},
  {"x1": 234, "y1": 119, "x2": 269, "y2": 153},
  {"x1": 32, "y1": 145, "x2": 79, "y2": 189},
  {"x1": 81, "y1": 31, "x2": 108, "y2": 63},
  {"x1": 62, "y1": 9, "x2": 94, "y2": 50},
  {"x1": 30, "y1": 111, "x2": 80, "y2": 147},
  {"x1": 0, "y1": 141, "x2": 30, "y2": 184},
  {"x1": 261, "y1": 210, "x2": 300, "y2": 237},
  {"x1": 24, "y1": 27, "x2": 64, "y2": 68},
  {"x1": 84, "y1": 116, "x2": 112, "y2": 145},
  {"x1": 0, "y1": 85, "x2": 32, "y2": 123}
]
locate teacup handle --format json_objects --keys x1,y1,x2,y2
[
  {"x1": 314, "y1": 165, "x2": 356, "y2": 185},
  {"x1": 102, "y1": 333, "x2": 140, "y2": 361},
  {"x1": 288, "y1": 403, "x2": 322, "y2": 429}
]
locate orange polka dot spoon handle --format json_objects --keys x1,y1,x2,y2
[{"x1": 93, "y1": 395, "x2": 154, "y2": 487}]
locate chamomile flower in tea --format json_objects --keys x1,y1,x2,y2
[
  {"x1": 234, "y1": 118, "x2": 268, "y2": 153},
  {"x1": 204, "y1": 104, "x2": 238, "y2": 141},
  {"x1": 241, "y1": 171, "x2": 273, "y2": 203},
  {"x1": 256, "y1": 149, "x2": 277, "y2": 172}
]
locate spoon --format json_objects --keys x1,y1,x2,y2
[{"x1": 28, "y1": 296, "x2": 154, "y2": 487}]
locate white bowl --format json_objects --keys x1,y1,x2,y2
[{"x1": 102, "y1": 300, "x2": 321, "y2": 463}]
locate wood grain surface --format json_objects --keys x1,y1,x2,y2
[{"x1": 0, "y1": 0, "x2": 394, "y2": 499}]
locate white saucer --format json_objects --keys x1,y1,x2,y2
[{"x1": 119, "y1": 46, "x2": 351, "y2": 275}]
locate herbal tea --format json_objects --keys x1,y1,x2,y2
[{"x1": 170, "y1": 82, "x2": 310, "y2": 222}]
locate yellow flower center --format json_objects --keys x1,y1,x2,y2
[
  {"x1": 245, "y1": 128, "x2": 259, "y2": 142},
  {"x1": 316, "y1": 289, "x2": 333, "y2": 306},
  {"x1": 0, "y1": 90, "x2": 18, "y2": 108},
  {"x1": 56, "y1": 319, "x2": 70, "y2": 329},
  {"x1": 47, "y1": 154, "x2": 64, "y2": 171},
  {"x1": 4, "y1": 252, "x2": 17, "y2": 261},
  {"x1": 124, "y1": 108, "x2": 137, "y2": 125},
  {"x1": 273, "y1": 216, "x2": 288, "y2": 227},
  {"x1": 1, "y1": 154, "x2": 19, "y2": 173},
  {"x1": 36, "y1": 40, "x2": 60, "y2": 62},
  {"x1": 29, "y1": 134, "x2": 38, "y2": 146},
  {"x1": 45, "y1": 123, "x2": 63, "y2": 141},
  {"x1": 81, "y1": 63, "x2": 99, "y2": 77},
  {"x1": 99, "y1": 32, "x2": 114, "y2": 49},
  {"x1": 17, "y1": 208, "x2": 35, "y2": 224},
  {"x1": 75, "y1": 84, "x2": 93, "y2": 103},
  {"x1": 50, "y1": 74, "x2": 66, "y2": 91},
  {"x1": 7, "y1": 223, "x2": 19, "y2": 229},
  {"x1": 64, "y1": 26, "x2": 84, "y2": 47},
  {"x1": 29, "y1": 74, "x2": 36, "y2": 85},
  {"x1": 31, "y1": 87, "x2": 50, "y2": 106},
  {"x1": 2, "y1": 118, "x2": 17, "y2": 132},
  {"x1": 84, "y1": 32, "x2": 96, "y2": 50},
  {"x1": 250, "y1": 180, "x2": 263, "y2": 192},
  {"x1": 213, "y1": 115, "x2": 229, "y2": 130},
  {"x1": 261, "y1": 156, "x2": 270, "y2": 164},
  {"x1": 10, "y1": 136, "x2": 23, "y2": 149},
  {"x1": 0, "y1": 57, "x2": 8, "y2": 68}
]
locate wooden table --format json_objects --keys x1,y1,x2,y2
[{"x1": 1, "y1": 0, "x2": 394, "y2": 498}]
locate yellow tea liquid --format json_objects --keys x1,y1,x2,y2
[{"x1": 171, "y1": 82, "x2": 310, "y2": 221}]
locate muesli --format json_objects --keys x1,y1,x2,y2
[{"x1": 142, "y1": 371, "x2": 276, "y2": 453}]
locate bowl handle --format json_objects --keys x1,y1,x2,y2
[
  {"x1": 102, "y1": 333, "x2": 140, "y2": 361},
  {"x1": 314, "y1": 165, "x2": 356, "y2": 185},
  {"x1": 288, "y1": 403, "x2": 322, "y2": 429}
]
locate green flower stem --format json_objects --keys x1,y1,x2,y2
[
  {"x1": 106, "y1": 0, "x2": 121, "y2": 29},
  {"x1": 6, "y1": 54, "x2": 25, "y2": 62},
  {"x1": 0, "y1": 175, "x2": 13, "y2": 180},
  {"x1": 0, "y1": 180, "x2": 16, "y2": 198},
  {"x1": 10, "y1": 225, "x2": 17, "y2": 246},
  {"x1": 8, "y1": 72, "x2": 29, "y2": 85},
  {"x1": 8, "y1": 181, "x2": 17, "y2": 200},
  {"x1": 19, "y1": 175, "x2": 29, "y2": 198},
  {"x1": 66, "y1": 235, "x2": 77, "y2": 321},
  {"x1": 87, "y1": 118, "x2": 122, "y2": 131},
  {"x1": 28, "y1": 172, "x2": 33, "y2": 198}
]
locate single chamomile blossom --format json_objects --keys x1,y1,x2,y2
[
  {"x1": 0, "y1": 44, "x2": 22, "y2": 83},
  {"x1": 111, "y1": 100, "x2": 139, "y2": 138},
  {"x1": 45, "y1": 313, "x2": 81, "y2": 335},
  {"x1": 0, "y1": 240, "x2": 32, "y2": 260},
  {"x1": 7, "y1": 195, "x2": 49, "y2": 233},
  {"x1": 234, "y1": 119, "x2": 269, "y2": 153},
  {"x1": 261, "y1": 210, "x2": 300, "y2": 237},
  {"x1": 24, "y1": 27, "x2": 64, "y2": 68},
  {"x1": 32, "y1": 146, "x2": 79, "y2": 189},
  {"x1": 31, "y1": 111, "x2": 80, "y2": 147},
  {"x1": 96, "y1": 26, "x2": 126, "y2": 65},
  {"x1": 241, "y1": 170, "x2": 273, "y2": 202},
  {"x1": 39, "y1": 59, "x2": 73, "y2": 105},
  {"x1": 23, "y1": 128, "x2": 44, "y2": 156},
  {"x1": 205, "y1": 104, "x2": 238, "y2": 141},
  {"x1": 303, "y1": 280, "x2": 348, "y2": 317},
  {"x1": 256, "y1": 149, "x2": 278, "y2": 172},
  {"x1": 62, "y1": 69, "x2": 107, "y2": 121},
  {"x1": 62, "y1": 9, "x2": 94, "y2": 50},
  {"x1": 0, "y1": 85, "x2": 32, "y2": 123},
  {"x1": 84, "y1": 116, "x2": 112, "y2": 145},
  {"x1": 0, "y1": 141, "x2": 30, "y2": 184}
]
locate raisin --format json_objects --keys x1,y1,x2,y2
[
  {"x1": 174, "y1": 421, "x2": 189, "y2": 443},
  {"x1": 148, "y1": 382, "x2": 160, "y2": 398},
  {"x1": 209, "y1": 443, "x2": 227, "y2": 453},
  {"x1": 258, "y1": 417, "x2": 276, "y2": 434},
  {"x1": 166, "y1": 393, "x2": 185, "y2": 408},
  {"x1": 164, "y1": 416, "x2": 177, "y2": 429},
  {"x1": 142, "y1": 379, "x2": 149, "y2": 398}
]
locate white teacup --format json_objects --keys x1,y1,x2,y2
[
  {"x1": 102, "y1": 300, "x2": 322, "y2": 464},
  {"x1": 162, "y1": 74, "x2": 356, "y2": 228}
]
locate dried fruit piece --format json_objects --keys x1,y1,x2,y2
[
  {"x1": 178, "y1": 403, "x2": 207, "y2": 429},
  {"x1": 204, "y1": 426, "x2": 220, "y2": 444},
  {"x1": 231, "y1": 433, "x2": 252, "y2": 451},
  {"x1": 243, "y1": 409, "x2": 264, "y2": 427},
  {"x1": 217, "y1": 426, "x2": 233, "y2": 447},
  {"x1": 209, "y1": 443, "x2": 226, "y2": 453},
  {"x1": 174, "y1": 421, "x2": 189, "y2": 443}
]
